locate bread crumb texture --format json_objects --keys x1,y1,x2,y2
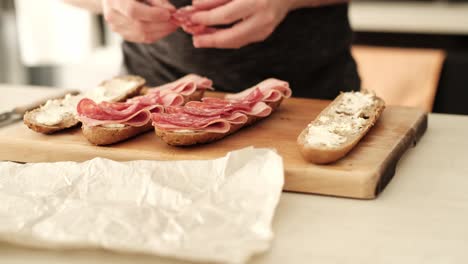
[{"x1": 305, "y1": 92, "x2": 376, "y2": 148}]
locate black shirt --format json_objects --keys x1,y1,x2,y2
[{"x1": 122, "y1": 1, "x2": 360, "y2": 99}]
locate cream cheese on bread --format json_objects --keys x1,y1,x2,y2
[
  {"x1": 305, "y1": 92, "x2": 377, "y2": 148},
  {"x1": 85, "y1": 79, "x2": 140, "y2": 103},
  {"x1": 35, "y1": 94, "x2": 83, "y2": 126},
  {"x1": 101, "y1": 123, "x2": 126, "y2": 128},
  {"x1": 172, "y1": 129, "x2": 196, "y2": 133},
  {"x1": 34, "y1": 79, "x2": 140, "y2": 126},
  {"x1": 305, "y1": 126, "x2": 346, "y2": 147},
  {"x1": 335, "y1": 92, "x2": 375, "y2": 116}
]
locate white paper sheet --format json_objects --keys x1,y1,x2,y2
[{"x1": 0, "y1": 147, "x2": 284, "y2": 264}]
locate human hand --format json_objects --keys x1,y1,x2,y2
[
  {"x1": 102, "y1": 0, "x2": 178, "y2": 44},
  {"x1": 190, "y1": 0, "x2": 294, "y2": 48}
]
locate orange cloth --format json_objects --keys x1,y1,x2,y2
[{"x1": 352, "y1": 46, "x2": 445, "y2": 112}]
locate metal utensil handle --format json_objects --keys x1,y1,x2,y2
[{"x1": 12, "y1": 89, "x2": 80, "y2": 115}]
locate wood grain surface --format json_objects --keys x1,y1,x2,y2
[{"x1": 0, "y1": 96, "x2": 427, "y2": 199}]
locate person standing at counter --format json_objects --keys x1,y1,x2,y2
[{"x1": 64, "y1": 0, "x2": 360, "y2": 99}]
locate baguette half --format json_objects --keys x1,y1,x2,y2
[
  {"x1": 24, "y1": 112, "x2": 78, "y2": 134},
  {"x1": 81, "y1": 89, "x2": 206, "y2": 145},
  {"x1": 155, "y1": 99, "x2": 283, "y2": 146},
  {"x1": 24, "y1": 75, "x2": 145, "y2": 134},
  {"x1": 297, "y1": 91, "x2": 385, "y2": 164},
  {"x1": 82, "y1": 122, "x2": 154, "y2": 146}
]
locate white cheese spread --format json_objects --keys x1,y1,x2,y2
[
  {"x1": 84, "y1": 79, "x2": 139, "y2": 103},
  {"x1": 305, "y1": 92, "x2": 376, "y2": 148},
  {"x1": 35, "y1": 79, "x2": 139, "y2": 126},
  {"x1": 305, "y1": 125, "x2": 346, "y2": 147},
  {"x1": 101, "y1": 123, "x2": 126, "y2": 128},
  {"x1": 174, "y1": 129, "x2": 195, "y2": 133},
  {"x1": 35, "y1": 94, "x2": 83, "y2": 126},
  {"x1": 335, "y1": 92, "x2": 375, "y2": 116}
]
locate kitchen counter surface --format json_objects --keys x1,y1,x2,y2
[
  {"x1": 1, "y1": 85, "x2": 467, "y2": 264},
  {"x1": 350, "y1": 1, "x2": 468, "y2": 35}
]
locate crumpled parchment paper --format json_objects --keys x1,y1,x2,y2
[{"x1": 0, "y1": 147, "x2": 284, "y2": 264}]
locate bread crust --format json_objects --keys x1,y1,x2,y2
[
  {"x1": 155, "y1": 99, "x2": 284, "y2": 146},
  {"x1": 297, "y1": 92, "x2": 385, "y2": 164},
  {"x1": 23, "y1": 75, "x2": 145, "y2": 134},
  {"x1": 23, "y1": 111, "x2": 78, "y2": 134},
  {"x1": 81, "y1": 89, "x2": 206, "y2": 146},
  {"x1": 82, "y1": 122, "x2": 153, "y2": 145},
  {"x1": 98, "y1": 75, "x2": 145, "y2": 102}
]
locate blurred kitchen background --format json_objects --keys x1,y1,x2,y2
[{"x1": 1, "y1": 0, "x2": 468, "y2": 114}]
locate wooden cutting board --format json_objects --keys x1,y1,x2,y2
[{"x1": 0, "y1": 96, "x2": 427, "y2": 199}]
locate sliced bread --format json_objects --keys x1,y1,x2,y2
[
  {"x1": 81, "y1": 89, "x2": 207, "y2": 145},
  {"x1": 24, "y1": 75, "x2": 145, "y2": 134},
  {"x1": 155, "y1": 99, "x2": 283, "y2": 146},
  {"x1": 297, "y1": 91, "x2": 385, "y2": 164}
]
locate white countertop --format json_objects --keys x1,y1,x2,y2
[
  {"x1": 350, "y1": 1, "x2": 468, "y2": 35},
  {"x1": 1, "y1": 86, "x2": 468, "y2": 263}
]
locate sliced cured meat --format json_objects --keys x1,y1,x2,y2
[
  {"x1": 236, "y1": 101, "x2": 272, "y2": 117},
  {"x1": 151, "y1": 110, "x2": 248, "y2": 133},
  {"x1": 152, "y1": 112, "x2": 222, "y2": 127},
  {"x1": 86, "y1": 110, "x2": 149, "y2": 127},
  {"x1": 171, "y1": 6, "x2": 217, "y2": 35},
  {"x1": 224, "y1": 112, "x2": 248, "y2": 124},
  {"x1": 78, "y1": 75, "x2": 213, "y2": 127},
  {"x1": 153, "y1": 78, "x2": 292, "y2": 146},
  {"x1": 238, "y1": 87, "x2": 265, "y2": 103},
  {"x1": 77, "y1": 99, "x2": 146, "y2": 121},
  {"x1": 200, "y1": 97, "x2": 252, "y2": 111},
  {"x1": 130, "y1": 91, "x2": 184, "y2": 107},
  {"x1": 79, "y1": 108, "x2": 155, "y2": 127},
  {"x1": 164, "y1": 106, "x2": 185, "y2": 114},
  {"x1": 147, "y1": 74, "x2": 214, "y2": 95},
  {"x1": 77, "y1": 93, "x2": 167, "y2": 127},
  {"x1": 152, "y1": 112, "x2": 231, "y2": 134},
  {"x1": 160, "y1": 82, "x2": 197, "y2": 96},
  {"x1": 258, "y1": 78, "x2": 292, "y2": 98},
  {"x1": 183, "y1": 102, "x2": 228, "y2": 117},
  {"x1": 189, "y1": 96, "x2": 271, "y2": 117},
  {"x1": 155, "y1": 119, "x2": 230, "y2": 134},
  {"x1": 225, "y1": 78, "x2": 291, "y2": 101}
]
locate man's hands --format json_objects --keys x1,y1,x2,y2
[
  {"x1": 190, "y1": 0, "x2": 294, "y2": 49},
  {"x1": 102, "y1": 0, "x2": 178, "y2": 44},
  {"x1": 65, "y1": 0, "x2": 347, "y2": 47}
]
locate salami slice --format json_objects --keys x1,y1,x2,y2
[
  {"x1": 77, "y1": 99, "x2": 146, "y2": 121},
  {"x1": 225, "y1": 78, "x2": 291, "y2": 101},
  {"x1": 153, "y1": 77, "x2": 291, "y2": 145},
  {"x1": 77, "y1": 75, "x2": 213, "y2": 127},
  {"x1": 184, "y1": 104, "x2": 227, "y2": 117},
  {"x1": 224, "y1": 112, "x2": 248, "y2": 124},
  {"x1": 78, "y1": 106, "x2": 157, "y2": 127},
  {"x1": 235, "y1": 101, "x2": 272, "y2": 117},
  {"x1": 78, "y1": 96, "x2": 165, "y2": 127},
  {"x1": 199, "y1": 98, "x2": 252, "y2": 111},
  {"x1": 129, "y1": 91, "x2": 184, "y2": 107},
  {"x1": 181, "y1": 94, "x2": 273, "y2": 120},
  {"x1": 152, "y1": 112, "x2": 231, "y2": 134},
  {"x1": 151, "y1": 110, "x2": 248, "y2": 133},
  {"x1": 147, "y1": 74, "x2": 213, "y2": 95}
]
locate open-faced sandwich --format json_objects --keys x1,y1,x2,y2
[
  {"x1": 297, "y1": 91, "x2": 385, "y2": 164},
  {"x1": 24, "y1": 76, "x2": 145, "y2": 134},
  {"x1": 151, "y1": 78, "x2": 292, "y2": 146},
  {"x1": 77, "y1": 74, "x2": 213, "y2": 145}
]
